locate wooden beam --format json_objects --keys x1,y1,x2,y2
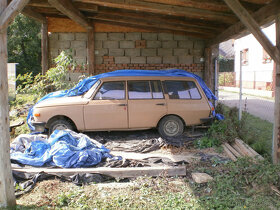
[
  {"x1": 0, "y1": 0, "x2": 29, "y2": 31},
  {"x1": 87, "y1": 26, "x2": 94, "y2": 75},
  {"x1": 208, "y1": 0, "x2": 280, "y2": 46},
  {"x1": 74, "y1": 0, "x2": 237, "y2": 24},
  {"x1": 12, "y1": 166, "x2": 187, "y2": 178},
  {"x1": 223, "y1": 0, "x2": 280, "y2": 64},
  {"x1": 0, "y1": 0, "x2": 16, "y2": 207},
  {"x1": 22, "y1": 6, "x2": 47, "y2": 23},
  {"x1": 41, "y1": 22, "x2": 48, "y2": 75},
  {"x1": 48, "y1": 0, "x2": 93, "y2": 29}
]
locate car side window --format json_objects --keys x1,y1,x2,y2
[
  {"x1": 94, "y1": 81, "x2": 125, "y2": 100},
  {"x1": 128, "y1": 81, "x2": 152, "y2": 99},
  {"x1": 165, "y1": 80, "x2": 201, "y2": 99},
  {"x1": 151, "y1": 80, "x2": 164, "y2": 99}
]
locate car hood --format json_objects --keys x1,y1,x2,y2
[{"x1": 35, "y1": 96, "x2": 89, "y2": 108}]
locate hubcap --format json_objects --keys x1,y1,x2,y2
[{"x1": 164, "y1": 120, "x2": 179, "y2": 136}]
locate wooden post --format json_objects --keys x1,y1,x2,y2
[
  {"x1": 87, "y1": 26, "x2": 95, "y2": 75},
  {"x1": 0, "y1": 0, "x2": 16, "y2": 207},
  {"x1": 273, "y1": 15, "x2": 280, "y2": 164},
  {"x1": 204, "y1": 45, "x2": 218, "y2": 93},
  {"x1": 41, "y1": 22, "x2": 48, "y2": 75}
]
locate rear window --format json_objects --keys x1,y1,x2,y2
[
  {"x1": 94, "y1": 81, "x2": 125, "y2": 100},
  {"x1": 164, "y1": 80, "x2": 201, "y2": 99}
]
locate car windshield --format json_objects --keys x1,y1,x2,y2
[{"x1": 83, "y1": 80, "x2": 101, "y2": 99}]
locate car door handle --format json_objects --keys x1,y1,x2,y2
[
  {"x1": 156, "y1": 103, "x2": 165, "y2": 106},
  {"x1": 118, "y1": 104, "x2": 127, "y2": 106}
]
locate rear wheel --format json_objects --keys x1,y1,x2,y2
[
  {"x1": 48, "y1": 119, "x2": 74, "y2": 135},
  {"x1": 158, "y1": 115, "x2": 184, "y2": 138}
]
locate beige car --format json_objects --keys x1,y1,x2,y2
[{"x1": 31, "y1": 76, "x2": 214, "y2": 138}]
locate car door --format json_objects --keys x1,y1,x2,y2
[
  {"x1": 83, "y1": 81, "x2": 128, "y2": 130},
  {"x1": 127, "y1": 80, "x2": 167, "y2": 128}
]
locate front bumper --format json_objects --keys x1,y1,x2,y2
[{"x1": 31, "y1": 121, "x2": 46, "y2": 132}]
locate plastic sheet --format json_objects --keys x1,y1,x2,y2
[{"x1": 27, "y1": 69, "x2": 219, "y2": 130}]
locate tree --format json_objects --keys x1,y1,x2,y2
[{"x1": 8, "y1": 14, "x2": 41, "y2": 75}]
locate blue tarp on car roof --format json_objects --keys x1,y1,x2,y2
[{"x1": 27, "y1": 69, "x2": 218, "y2": 130}]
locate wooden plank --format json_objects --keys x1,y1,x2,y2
[
  {"x1": 0, "y1": 0, "x2": 16, "y2": 207},
  {"x1": 234, "y1": 139, "x2": 255, "y2": 158},
  {"x1": 232, "y1": 143, "x2": 247, "y2": 156},
  {"x1": 41, "y1": 22, "x2": 48, "y2": 75},
  {"x1": 48, "y1": 0, "x2": 92, "y2": 29},
  {"x1": 222, "y1": 0, "x2": 280, "y2": 64},
  {"x1": 208, "y1": 0, "x2": 280, "y2": 46},
  {"x1": 222, "y1": 144, "x2": 237, "y2": 161},
  {"x1": 235, "y1": 139, "x2": 264, "y2": 160},
  {"x1": 22, "y1": 6, "x2": 47, "y2": 23},
  {"x1": 224, "y1": 143, "x2": 242, "y2": 158},
  {"x1": 12, "y1": 166, "x2": 187, "y2": 178},
  {"x1": 0, "y1": 0, "x2": 29, "y2": 31},
  {"x1": 87, "y1": 26, "x2": 94, "y2": 75},
  {"x1": 273, "y1": 15, "x2": 280, "y2": 164}
]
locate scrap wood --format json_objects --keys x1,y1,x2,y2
[
  {"x1": 12, "y1": 166, "x2": 187, "y2": 178},
  {"x1": 224, "y1": 143, "x2": 242, "y2": 158},
  {"x1": 222, "y1": 144, "x2": 237, "y2": 161},
  {"x1": 235, "y1": 138, "x2": 264, "y2": 160},
  {"x1": 271, "y1": 186, "x2": 280, "y2": 197}
]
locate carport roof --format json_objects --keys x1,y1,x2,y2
[{"x1": 24, "y1": 0, "x2": 280, "y2": 45}]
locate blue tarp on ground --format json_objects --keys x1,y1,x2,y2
[
  {"x1": 10, "y1": 130, "x2": 114, "y2": 168},
  {"x1": 27, "y1": 69, "x2": 219, "y2": 130}
]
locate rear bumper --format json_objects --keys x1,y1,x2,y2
[
  {"x1": 31, "y1": 121, "x2": 46, "y2": 132},
  {"x1": 200, "y1": 116, "x2": 214, "y2": 123}
]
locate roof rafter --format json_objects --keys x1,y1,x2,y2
[{"x1": 22, "y1": 6, "x2": 47, "y2": 23}]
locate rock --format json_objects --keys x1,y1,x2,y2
[{"x1": 191, "y1": 172, "x2": 213, "y2": 184}]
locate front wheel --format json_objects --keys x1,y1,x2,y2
[
  {"x1": 158, "y1": 115, "x2": 184, "y2": 138},
  {"x1": 48, "y1": 119, "x2": 74, "y2": 135}
]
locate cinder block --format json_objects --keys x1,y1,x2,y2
[
  {"x1": 115, "y1": 56, "x2": 130, "y2": 64},
  {"x1": 51, "y1": 40, "x2": 70, "y2": 49},
  {"x1": 158, "y1": 33, "x2": 173, "y2": 41},
  {"x1": 71, "y1": 41, "x2": 87, "y2": 48},
  {"x1": 108, "y1": 33, "x2": 125, "y2": 41},
  {"x1": 109, "y1": 49, "x2": 124, "y2": 56},
  {"x1": 95, "y1": 33, "x2": 107, "y2": 41},
  {"x1": 142, "y1": 33, "x2": 157, "y2": 40},
  {"x1": 174, "y1": 49, "x2": 189, "y2": 56},
  {"x1": 141, "y1": 49, "x2": 157, "y2": 56},
  {"x1": 191, "y1": 49, "x2": 203, "y2": 56},
  {"x1": 178, "y1": 40, "x2": 193, "y2": 49},
  {"x1": 75, "y1": 48, "x2": 87, "y2": 58},
  {"x1": 120, "y1": 41, "x2": 135, "y2": 49},
  {"x1": 59, "y1": 33, "x2": 75, "y2": 41},
  {"x1": 174, "y1": 34, "x2": 188, "y2": 41},
  {"x1": 95, "y1": 49, "x2": 108, "y2": 56},
  {"x1": 179, "y1": 55, "x2": 193, "y2": 64},
  {"x1": 49, "y1": 33, "x2": 58, "y2": 40},
  {"x1": 50, "y1": 49, "x2": 59, "y2": 58},
  {"x1": 125, "y1": 49, "x2": 140, "y2": 56},
  {"x1": 131, "y1": 56, "x2": 146, "y2": 64},
  {"x1": 147, "y1": 41, "x2": 161, "y2": 48},
  {"x1": 194, "y1": 40, "x2": 205, "y2": 49},
  {"x1": 95, "y1": 40, "x2": 102, "y2": 49},
  {"x1": 162, "y1": 41, "x2": 177, "y2": 48},
  {"x1": 163, "y1": 56, "x2": 178, "y2": 64},
  {"x1": 194, "y1": 56, "x2": 202, "y2": 64},
  {"x1": 73, "y1": 57, "x2": 87, "y2": 65},
  {"x1": 158, "y1": 48, "x2": 173, "y2": 56},
  {"x1": 147, "y1": 56, "x2": 162, "y2": 64},
  {"x1": 75, "y1": 33, "x2": 87, "y2": 41},
  {"x1": 103, "y1": 41, "x2": 119, "y2": 49},
  {"x1": 95, "y1": 56, "x2": 103, "y2": 64},
  {"x1": 126, "y1": 32, "x2": 141, "y2": 40}
]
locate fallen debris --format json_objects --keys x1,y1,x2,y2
[{"x1": 191, "y1": 172, "x2": 213, "y2": 184}]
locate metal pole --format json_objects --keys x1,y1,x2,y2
[
  {"x1": 214, "y1": 58, "x2": 219, "y2": 106},
  {"x1": 239, "y1": 51, "x2": 243, "y2": 121}
]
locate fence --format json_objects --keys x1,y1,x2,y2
[{"x1": 219, "y1": 72, "x2": 236, "y2": 87}]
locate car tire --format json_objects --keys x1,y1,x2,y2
[
  {"x1": 158, "y1": 115, "x2": 184, "y2": 138},
  {"x1": 48, "y1": 119, "x2": 74, "y2": 135}
]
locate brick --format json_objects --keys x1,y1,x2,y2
[
  {"x1": 95, "y1": 56, "x2": 103, "y2": 64},
  {"x1": 49, "y1": 33, "x2": 58, "y2": 40},
  {"x1": 141, "y1": 49, "x2": 157, "y2": 56},
  {"x1": 162, "y1": 41, "x2": 177, "y2": 48},
  {"x1": 174, "y1": 34, "x2": 188, "y2": 40},
  {"x1": 103, "y1": 41, "x2": 119, "y2": 49},
  {"x1": 158, "y1": 33, "x2": 173, "y2": 40},
  {"x1": 163, "y1": 56, "x2": 178, "y2": 64},
  {"x1": 194, "y1": 40, "x2": 205, "y2": 49},
  {"x1": 75, "y1": 48, "x2": 87, "y2": 58},
  {"x1": 131, "y1": 56, "x2": 146, "y2": 64},
  {"x1": 108, "y1": 33, "x2": 124, "y2": 40},
  {"x1": 178, "y1": 40, "x2": 193, "y2": 49},
  {"x1": 120, "y1": 41, "x2": 135, "y2": 49},
  {"x1": 95, "y1": 49, "x2": 108, "y2": 56},
  {"x1": 125, "y1": 49, "x2": 140, "y2": 56},
  {"x1": 71, "y1": 41, "x2": 87, "y2": 48},
  {"x1": 158, "y1": 48, "x2": 173, "y2": 56},
  {"x1": 95, "y1": 33, "x2": 107, "y2": 40},
  {"x1": 142, "y1": 33, "x2": 157, "y2": 40},
  {"x1": 75, "y1": 33, "x2": 87, "y2": 40},
  {"x1": 147, "y1": 41, "x2": 161, "y2": 48},
  {"x1": 95, "y1": 40, "x2": 102, "y2": 49},
  {"x1": 73, "y1": 57, "x2": 86, "y2": 65},
  {"x1": 147, "y1": 56, "x2": 162, "y2": 64},
  {"x1": 115, "y1": 56, "x2": 130, "y2": 64},
  {"x1": 174, "y1": 49, "x2": 189, "y2": 56},
  {"x1": 178, "y1": 55, "x2": 193, "y2": 64},
  {"x1": 59, "y1": 33, "x2": 75, "y2": 41},
  {"x1": 109, "y1": 49, "x2": 124, "y2": 56},
  {"x1": 51, "y1": 40, "x2": 70, "y2": 49},
  {"x1": 126, "y1": 32, "x2": 141, "y2": 40}
]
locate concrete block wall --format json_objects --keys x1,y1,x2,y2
[{"x1": 49, "y1": 32, "x2": 205, "y2": 77}]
